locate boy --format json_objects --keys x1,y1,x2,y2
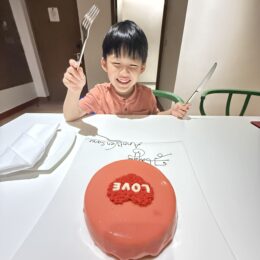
[{"x1": 63, "y1": 20, "x2": 190, "y2": 121}]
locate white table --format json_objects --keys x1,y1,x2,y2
[
  {"x1": 183, "y1": 116, "x2": 260, "y2": 260},
  {"x1": 0, "y1": 114, "x2": 259, "y2": 260}
]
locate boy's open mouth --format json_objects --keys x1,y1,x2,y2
[{"x1": 117, "y1": 78, "x2": 131, "y2": 84}]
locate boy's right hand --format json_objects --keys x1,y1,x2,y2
[{"x1": 62, "y1": 59, "x2": 86, "y2": 93}]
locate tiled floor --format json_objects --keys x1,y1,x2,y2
[{"x1": 0, "y1": 100, "x2": 63, "y2": 126}]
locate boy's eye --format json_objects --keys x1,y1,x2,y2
[
  {"x1": 112, "y1": 62, "x2": 120, "y2": 67},
  {"x1": 130, "y1": 64, "x2": 138, "y2": 69}
]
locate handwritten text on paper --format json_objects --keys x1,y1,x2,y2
[{"x1": 88, "y1": 135, "x2": 172, "y2": 167}]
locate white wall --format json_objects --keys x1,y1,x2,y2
[
  {"x1": 0, "y1": 0, "x2": 49, "y2": 114},
  {"x1": 76, "y1": 0, "x2": 112, "y2": 90},
  {"x1": 117, "y1": 0, "x2": 164, "y2": 88},
  {"x1": 174, "y1": 0, "x2": 260, "y2": 115}
]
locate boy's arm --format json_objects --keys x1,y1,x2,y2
[
  {"x1": 63, "y1": 89, "x2": 86, "y2": 121},
  {"x1": 62, "y1": 59, "x2": 87, "y2": 121}
]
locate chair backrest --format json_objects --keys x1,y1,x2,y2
[
  {"x1": 200, "y1": 88, "x2": 260, "y2": 116},
  {"x1": 153, "y1": 89, "x2": 184, "y2": 103}
]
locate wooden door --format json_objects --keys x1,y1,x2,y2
[
  {"x1": 0, "y1": 0, "x2": 32, "y2": 90},
  {"x1": 25, "y1": 0, "x2": 84, "y2": 101}
]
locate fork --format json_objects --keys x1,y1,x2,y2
[{"x1": 77, "y1": 5, "x2": 100, "y2": 69}]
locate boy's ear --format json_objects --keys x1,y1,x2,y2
[
  {"x1": 101, "y1": 57, "x2": 107, "y2": 72},
  {"x1": 140, "y1": 64, "x2": 146, "y2": 73}
]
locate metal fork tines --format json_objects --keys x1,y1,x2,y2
[{"x1": 77, "y1": 5, "x2": 100, "y2": 69}]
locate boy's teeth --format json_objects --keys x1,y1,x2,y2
[{"x1": 118, "y1": 78, "x2": 130, "y2": 83}]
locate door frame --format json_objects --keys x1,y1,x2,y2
[{"x1": 110, "y1": 0, "x2": 168, "y2": 90}]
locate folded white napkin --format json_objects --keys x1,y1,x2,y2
[{"x1": 0, "y1": 123, "x2": 59, "y2": 175}]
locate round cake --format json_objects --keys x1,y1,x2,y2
[{"x1": 83, "y1": 159, "x2": 177, "y2": 260}]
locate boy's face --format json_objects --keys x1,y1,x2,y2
[{"x1": 101, "y1": 52, "x2": 146, "y2": 97}]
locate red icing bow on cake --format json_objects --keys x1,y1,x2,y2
[{"x1": 107, "y1": 173, "x2": 154, "y2": 206}]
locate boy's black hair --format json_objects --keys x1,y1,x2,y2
[{"x1": 102, "y1": 20, "x2": 148, "y2": 64}]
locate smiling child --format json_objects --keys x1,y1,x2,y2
[{"x1": 62, "y1": 20, "x2": 190, "y2": 121}]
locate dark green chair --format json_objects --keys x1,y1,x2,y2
[
  {"x1": 200, "y1": 89, "x2": 260, "y2": 116},
  {"x1": 153, "y1": 89, "x2": 184, "y2": 103}
]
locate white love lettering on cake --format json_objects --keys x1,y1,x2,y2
[
  {"x1": 113, "y1": 182, "x2": 151, "y2": 193},
  {"x1": 107, "y1": 173, "x2": 154, "y2": 206}
]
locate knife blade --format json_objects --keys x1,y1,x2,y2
[{"x1": 186, "y1": 62, "x2": 217, "y2": 103}]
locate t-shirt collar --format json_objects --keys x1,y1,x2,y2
[{"x1": 110, "y1": 83, "x2": 138, "y2": 102}]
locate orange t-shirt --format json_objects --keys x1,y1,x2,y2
[{"x1": 79, "y1": 83, "x2": 158, "y2": 115}]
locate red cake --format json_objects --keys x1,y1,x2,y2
[{"x1": 83, "y1": 160, "x2": 177, "y2": 260}]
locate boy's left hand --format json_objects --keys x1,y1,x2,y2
[{"x1": 171, "y1": 103, "x2": 191, "y2": 118}]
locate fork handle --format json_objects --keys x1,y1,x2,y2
[{"x1": 76, "y1": 38, "x2": 87, "y2": 70}]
